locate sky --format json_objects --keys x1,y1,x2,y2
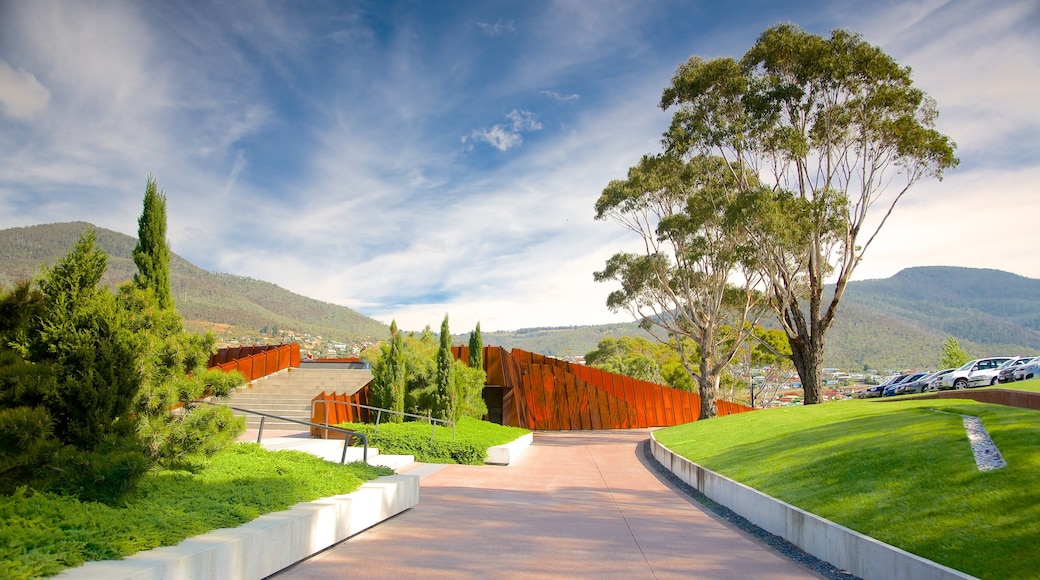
[{"x1": 1, "y1": 0, "x2": 1038, "y2": 333}]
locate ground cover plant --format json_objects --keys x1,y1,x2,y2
[
  {"x1": 653, "y1": 399, "x2": 1040, "y2": 579},
  {"x1": 339, "y1": 416, "x2": 530, "y2": 464},
  {"x1": 0, "y1": 444, "x2": 391, "y2": 579}
]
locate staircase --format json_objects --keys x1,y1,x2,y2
[{"x1": 226, "y1": 365, "x2": 373, "y2": 429}]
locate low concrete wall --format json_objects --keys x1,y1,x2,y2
[
  {"x1": 486, "y1": 432, "x2": 533, "y2": 465},
  {"x1": 650, "y1": 434, "x2": 975, "y2": 580},
  {"x1": 58, "y1": 474, "x2": 419, "y2": 580}
]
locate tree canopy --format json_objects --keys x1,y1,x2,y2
[{"x1": 659, "y1": 24, "x2": 958, "y2": 404}]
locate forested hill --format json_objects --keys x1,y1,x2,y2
[
  {"x1": 0, "y1": 222, "x2": 389, "y2": 342},
  {"x1": 840, "y1": 267, "x2": 1040, "y2": 349}
]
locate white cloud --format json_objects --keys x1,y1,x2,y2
[
  {"x1": 466, "y1": 109, "x2": 543, "y2": 151},
  {"x1": 0, "y1": 60, "x2": 51, "y2": 120}
]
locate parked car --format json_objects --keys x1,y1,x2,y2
[
  {"x1": 939, "y1": 357, "x2": 1016, "y2": 389},
  {"x1": 997, "y1": 357, "x2": 1035, "y2": 383},
  {"x1": 1016, "y1": 358, "x2": 1040, "y2": 381},
  {"x1": 856, "y1": 375, "x2": 902, "y2": 398},
  {"x1": 888, "y1": 372, "x2": 928, "y2": 396},
  {"x1": 898, "y1": 370, "x2": 946, "y2": 394},
  {"x1": 923, "y1": 368, "x2": 955, "y2": 392}
]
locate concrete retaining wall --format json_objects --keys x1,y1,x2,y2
[
  {"x1": 650, "y1": 434, "x2": 975, "y2": 580},
  {"x1": 58, "y1": 474, "x2": 419, "y2": 580},
  {"x1": 486, "y1": 432, "x2": 533, "y2": 465}
]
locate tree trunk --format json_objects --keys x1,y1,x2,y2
[
  {"x1": 697, "y1": 372, "x2": 720, "y2": 420},
  {"x1": 789, "y1": 334, "x2": 824, "y2": 405}
]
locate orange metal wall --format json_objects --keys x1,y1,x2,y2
[
  {"x1": 208, "y1": 343, "x2": 300, "y2": 381},
  {"x1": 310, "y1": 388, "x2": 372, "y2": 438},
  {"x1": 453, "y1": 345, "x2": 753, "y2": 430}
]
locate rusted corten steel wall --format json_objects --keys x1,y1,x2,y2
[
  {"x1": 452, "y1": 346, "x2": 753, "y2": 430},
  {"x1": 310, "y1": 389, "x2": 372, "y2": 438},
  {"x1": 208, "y1": 343, "x2": 300, "y2": 381}
]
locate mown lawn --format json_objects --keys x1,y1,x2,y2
[
  {"x1": 0, "y1": 445, "x2": 392, "y2": 579},
  {"x1": 654, "y1": 398, "x2": 1040, "y2": 580}
]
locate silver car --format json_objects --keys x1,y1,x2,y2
[{"x1": 939, "y1": 357, "x2": 1015, "y2": 389}]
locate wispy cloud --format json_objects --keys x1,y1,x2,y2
[
  {"x1": 541, "y1": 90, "x2": 580, "y2": 102},
  {"x1": 0, "y1": 60, "x2": 51, "y2": 120},
  {"x1": 465, "y1": 109, "x2": 543, "y2": 151},
  {"x1": 476, "y1": 19, "x2": 515, "y2": 37}
]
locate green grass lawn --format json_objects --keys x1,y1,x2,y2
[
  {"x1": 654, "y1": 398, "x2": 1040, "y2": 580},
  {"x1": 339, "y1": 416, "x2": 531, "y2": 464},
  {"x1": 0, "y1": 444, "x2": 391, "y2": 579}
]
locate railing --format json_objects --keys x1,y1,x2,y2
[
  {"x1": 311, "y1": 399, "x2": 455, "y2": 442},
  {"x1": 192, "y1": 400, "x2": 368, "y2": 463}
]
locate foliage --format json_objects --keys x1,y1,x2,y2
[
  {"x1": 938, "y1": 336, "x2": 970, "y2": 369},
  {"x1": 434, "y1": 315, "x2": 457, "y2": 421},
  {"x1": 132, "y1": 176, "x2": 173, "y2": 310},
  {"x1": 340, "y1": 416, "x2": 528, "y2": 465},
  {"x1": 121, "y1": 179, "x2": 245, "y2": 469},
  {"x1": 655, "y1": 399, "x2": 1040, "y2": 579},
  {"x1": 0, "y1": 444, "x2": 390, "y2": 579},
  {"x1": 468, "y1": 322, "x2": 483, "y2": 370},
  {"x1": 660, "y1": 24, "x2": 958, "y2": 404},
  {"x1": 594, "y1": 153, "x2": 769, "y2": 419},
  {"x1": 0, "y1": 233, "x2": 147, "y2": 503},
  {"x1": 369, "y1": 321, "x2": 407, "y2": 421}
]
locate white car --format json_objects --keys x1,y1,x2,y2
[{"x1": 939, "y1": 357, "x2": 1015, "y2": 390}]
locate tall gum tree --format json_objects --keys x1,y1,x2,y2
[
  {"x1": 660, "y1": 24, "x2": 958, "y2": 404},
  {"x1": 595, "y1": 153, "x2": 768, "y2": 419}
]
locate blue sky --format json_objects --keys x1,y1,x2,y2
[{"x1": 1, "y1": 0, "x2": 1038, "y2": 332}]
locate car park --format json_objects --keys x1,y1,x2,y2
[{"x1": 939, "y1": 357, "x2": 1016, "y2": 389}]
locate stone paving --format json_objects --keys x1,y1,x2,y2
[{"x1": 272, "y1": 430, "x2": 823, "y2": 579}]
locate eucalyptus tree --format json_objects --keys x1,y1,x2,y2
[
  {"x1": 595, "y1": 153, "x2": 768, "y2": 419},
  {"x1": 660, "y1": 24, "x2": 958, "y2": 404}
]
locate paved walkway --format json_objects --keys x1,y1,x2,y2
[{"x1": 273, "y1": 430, "x2": 821, "y2": 579}]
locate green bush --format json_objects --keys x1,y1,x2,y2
[{"x1": 338, "y1": 416, "x2": 528, "y2": 465}]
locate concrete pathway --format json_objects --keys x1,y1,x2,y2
[{"x1": 273, "y1": 430, "x2": 821, "y2": 579}]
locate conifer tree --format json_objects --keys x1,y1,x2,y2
[
  {"x1": 468, "y1": 322, "x2": 483, "y2": 371},
  {"x1": 435, "y1": 314, "x2": 456, "y2": 421},
  {"x1": 132, "y1": 175, "x2": 173, "y2": 310}
]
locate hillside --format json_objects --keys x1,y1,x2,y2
[
  {"x1": 0, "y1": 222, "x2": 389, "y2": 343},
  {"x1": 3, "y1": 222, "x2": 1038, "y2": 370}
]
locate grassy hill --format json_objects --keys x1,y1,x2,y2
[
  {"x1": 0, "y1": 222, "x2": 389, "y2": 343},
  {"x1": 2, "y1": 222, "x2": 1038, "y2": 370}
]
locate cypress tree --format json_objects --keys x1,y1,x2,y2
[
  {"x1": 468, "y1": 322, "x2": 483, "y2": 371},
  {"x1": 435, "y1": 314, "x2": 456, "y2": 421},
  {"x1": 132, "y1": 175, "x2": 173, "y2": 310}
]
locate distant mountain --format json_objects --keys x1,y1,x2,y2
[
  {"x1": 2, "y1": 223, "x2": 1037, "y2": 371},
  {"x1": 0, "y1": 222, "x2": 389, "y2": 342}
]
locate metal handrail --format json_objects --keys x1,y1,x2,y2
[
  {"x1": 311, "y1": 399, "x2": 455, "y2": 441},
  {"x1": 192, "y1": 400, "x2": 368, "y2": 463}
]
